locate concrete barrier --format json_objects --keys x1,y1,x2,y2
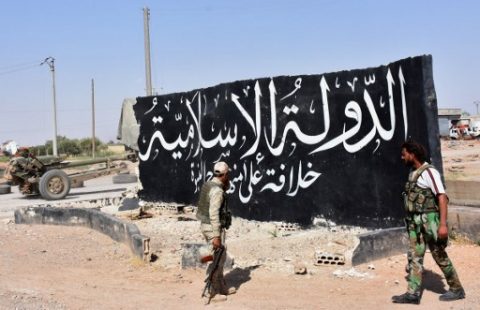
[
  {"x1": 13, "y1": 204, "x2": 479, "y2": 267},
  {"x1": 181, "y1": 243, "x2": 234, "y2": 270},
  {"x1": 351, "y1": 227, "x2": 408, "y2": 266},
  {"x1": 449, "y1": 206, "x2": 480, "y2": 242},
  {"x1": 351, "y1": 205, "x2": 480, "y2": 265},
  {"x1": 14, "y1": 206, "x2": 150, "y2": 260},
  {"x1": 446, "y1": 180, "x2": 480, "y2": 207}
]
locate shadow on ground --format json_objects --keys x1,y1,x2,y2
[
  {"x1": 403, "y1": 268, "x2": 448, "y2": 295},
  {"x1": 69, "y1": 188, "x2": 126, "y2": 196},
  {"x1": 423, "y1": 269, "x2": 448, "y2": 294},
  {"x1": 225, "y1": 265, "x2": 261, "y2": 290}
]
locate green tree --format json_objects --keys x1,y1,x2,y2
[
  {"x1": 44, "y1": 140, "x2": 53, "y2": 155},
  {"x1": 30, "y1": 145, "x2": 47, "y2": 156},
  {"x1": 33, "y1": 136, "x2": 109, "y2": 157},
  {"x1": 59, "y1": 138, "x2": 81, "y2": 156},
  {"x1": 79, "y1": 137, "x2": 107, "y2": 155}
]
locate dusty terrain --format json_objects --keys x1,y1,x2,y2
[
  {"x1": 1, "y1": 220, "x2": 479, "y2": 310},
  {"x1": 442, "y1": 139, "x2": 480, "y2": 181},
  {"x1": 0, "y1": 140, "x2": 479, "y2": 310}
]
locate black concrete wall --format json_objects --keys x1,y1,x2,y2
[{"x1": 134, "y1": 55, "x2": 441, "y2": 227}]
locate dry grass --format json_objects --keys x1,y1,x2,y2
[
  {"x1": 449, "y1": 230, "x2": 478, "y2": 246},
  {"x1": 129, "y1": 257, "x2": 147, "y2": 267}
]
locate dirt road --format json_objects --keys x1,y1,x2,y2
[
  {"x1": 0, "y1": 140, "x2": 479, "y2": 309},
  {"x1": 442, "y1": 139, "x2": 480, "y2": 181},
  {"x1": 1, "y1": 217, "x2": 479, "y2": 309}
]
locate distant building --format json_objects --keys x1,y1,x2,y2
[
  {"x1": 1, "y1": 140, "x2": 18, "y2": 156},
  {"x1": 438, "y1": 108, "x2": 462, "y2": 137},
  {"x1": 438, "y1": 109, "x2": 480, "y2": 139},
  {"x1": 470, "y1": 114, "x2": 480, "y2": 122},
  {"x1": 438, "y1": 108, "x2": 462, "y2": 120},
  {"x1": 469, "y1": 115, "x2": 480, "y2": 137}
]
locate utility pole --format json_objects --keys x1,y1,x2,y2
[
  {"x1": 474, "y1": 100, "x2": 480, "y2": 115},
  {"x1": 143, "y1": 6, "x2": 153, "y2": 96},
  {"x1": 91, "y1": 78, "x2": 96, "y2": 158},
  {"x1": 41, "y1": 57, "x2": 58, "y2": 156}
]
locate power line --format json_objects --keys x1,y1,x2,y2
[
  {"x1": 150, "y1": 1, "x2": 312, "y2": 13},
  {"x1": 1, "y1": 127, "x2": 49, "y2": 134},
  {"x1": 0, "y1": 122, "x2": 116, "y2": 134},
  {"x1": 0, "y1": 63, "x2": 41, "y2": 76},
  {"x1": 0, "y1": 60, "x2": 41, "y2": 71},
  {"x1": 0, "y1": 107, "x2": 116, "y2": 113}
]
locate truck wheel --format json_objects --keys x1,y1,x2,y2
[
  {"x1": 112, "y1": 173, "x2": 138, "y2": 184},
  {"x1": 39, "y1": 169, "x2": 71, "y2": 200},
  {"x1": 0, "y1": 184, "x2": 11, "y2": 195}
]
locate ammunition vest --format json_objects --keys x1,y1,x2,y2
[
  {"x1": 403, "y1": 164, "x2": 439, "y2": 213},
  {"x1": 196, "y1": 181, "x2": 231, "y2": 229}
]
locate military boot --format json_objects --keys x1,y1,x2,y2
[
  {"x1": 392, "y1": 292, "x2": 420, "y2": 304},
  {"x1": 208, "y1": 294, "x2": 228, "y2": 303},
  {"x1": 439, "y1": 288, "x2": 465, "y2": 301},
  {"x1": 222, "y1": 287, "x2": 236, "y2": 295}
]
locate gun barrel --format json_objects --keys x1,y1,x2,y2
[{"x1": 46, "y1": 153, "x2": 136, "y2": 169}]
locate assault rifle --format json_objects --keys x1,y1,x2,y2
[{"x1": 201, "y1": 246, "x2": 225, "y2": 304}]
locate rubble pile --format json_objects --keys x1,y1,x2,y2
[{"x1": 118, "y1": 204, "x2": 370, "y2": 273}]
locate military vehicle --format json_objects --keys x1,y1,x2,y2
[{"x1": 3, "y1": 150, "x2": 137, "y2": 200}]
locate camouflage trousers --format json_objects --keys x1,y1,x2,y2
[{"x1": 405, "y1": 212, "x2": 463, "y2": 295}]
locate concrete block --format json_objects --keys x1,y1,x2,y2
[
  {"x1": 314, "y1": 251, "x2": 345, "y2": 265},
  {"x1": 352, "y1": 227, "x2": 408, "y2": 266},
  {"x1": 14, "y1": 206, "x2": 150, "y2": 260},
  {"x1": 181, "y1": 243, "x2": 234, "y2": 269},
  {"x1": 119, "y1": 198, "x2": 140, "y2": 211},
  {"x1": 126, "y1": 222, "x2": 141, "y2": 236},
  {"x1": 90, "y1": 211, "x2": 127, "y2": 242},
  {"x1": 350, "y1": 206, "x2": 480, "y2": 265},
  {"x1": 131, "y1": 234, "x2": 150, "y2": 260},
  {"x1": 14, "y1": 206, "x2": 45, "y2": 224},
  {"x1": 446, "y1": 181, "x2": 480, "y2": 206},
  {"x1": 449, "y1": 206, "x2": 480, "y2": 242},
  {"x1": 42, "y1": 207, "x2": 91, "y2": 226}
]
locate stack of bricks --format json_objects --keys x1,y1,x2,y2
[{"x1": 314, "y1": 251, "x2": 345, "y2": 266}]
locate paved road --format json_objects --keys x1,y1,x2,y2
[{"x1": 0, "y1": 175, "x2": 137, "y2": 218}]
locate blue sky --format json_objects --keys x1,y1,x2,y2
[{"x1": 1, "y1": 0, "x2": 479, "y2": 146}]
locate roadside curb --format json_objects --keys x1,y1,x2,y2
[
  {"x1": 352, "y1": 227, "x2": 408, "y2": 266},
  {"x1": 14, "y1": 206, "x2": 150, "y2": 260}
]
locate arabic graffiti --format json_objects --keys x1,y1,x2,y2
[{"x1": 134, "y1": 55, "x2": 440, "y2": 227}]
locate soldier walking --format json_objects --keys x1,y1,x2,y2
[
  {"x1": 392, "y1": 140, "x2": 465, "y2": 304},
  {"x1": 196, "y1": 161, "x2": 235, "y2": 302}
]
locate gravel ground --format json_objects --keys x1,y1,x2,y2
[{"x1": 0, "y1": 139, "x2": 479, "y2": 309}]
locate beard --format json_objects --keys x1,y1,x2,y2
[{"x1": 223, "y1": 179, "x2": 230, "y2": 191}]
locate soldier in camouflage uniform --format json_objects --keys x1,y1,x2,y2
[
  {"x1": 3, "y1": 147, "x2": 37, "y2": 194},
  {"x1": 392, "y1": 140, "x2": 465, "y2": 304},
  {"x1": 196, "y1": 161, "x2": 235, "y2": 302}
]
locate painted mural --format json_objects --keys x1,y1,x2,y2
[{"x1": 134, "y1": 55, "x2": 441, "y2": 227}]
